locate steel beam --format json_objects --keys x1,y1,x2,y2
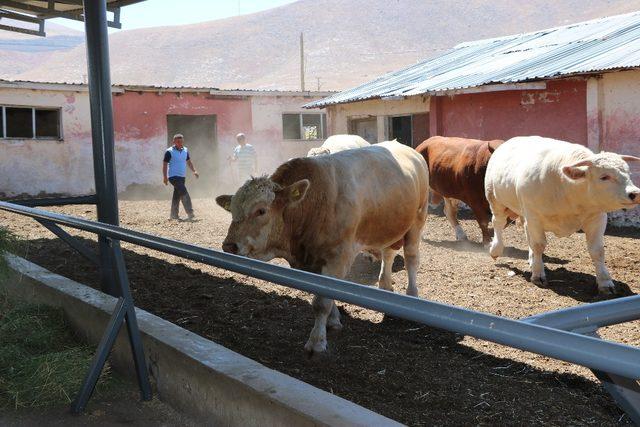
[
  {"x1": 36, "y1": 219, "x2": 99, "y2": 265},
  {"x1": 593, "y1": 370, "x2": 640, "y2": 425},
  {"x1": 1, "y1": 201, "x2": 639, "y2": 382},
  {"x1": 6, "y1": 194, "x2": 98, "y2": 207},
  {"x1": 83, "y1": 0, "x2": 118, "y2": 296},
  {"x1": 112, "y1": 241, "x2": 152, "y2": 400},
  {"x1": 71, "y1": 296, "x2": 127, "y2": 413},
  {"x1": 524, "y1": 294, "x2": 640, "y2": 331}
]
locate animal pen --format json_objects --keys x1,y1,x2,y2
[{"x1": 0, "y1": 1, "x2": 639, "y2": 423}]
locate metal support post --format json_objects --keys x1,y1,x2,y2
[{"x1": 83, "y1": 0, "x2": 119, "y2": 296}]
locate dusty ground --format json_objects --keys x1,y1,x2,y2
[{"x1": 1, "y1": 198, "x2": 639, "y2": 426}]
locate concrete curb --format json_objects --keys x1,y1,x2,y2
[{"x1": 2, "y1": 254, "x2": 403, "y2": 427}]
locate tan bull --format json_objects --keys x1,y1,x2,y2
[{"x1": 216, "y1": 141, "x2": 429, "y2": 354}]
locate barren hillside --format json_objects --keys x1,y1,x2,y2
[{"x1": 6, "y1": 0, "x2": 640, "y2": 90}]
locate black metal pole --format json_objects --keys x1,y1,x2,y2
[{"x1": 83, "y1": 0, "x2": 118, "y2": 296}]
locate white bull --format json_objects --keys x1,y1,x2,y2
[
  {"x1": 485, "y1": 136, "x2": 640, "y2": 294},
  {"x1": 307, "y1": 134, "x2": 370, "y2": 157}
]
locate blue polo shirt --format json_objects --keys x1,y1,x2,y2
[{"x1": 164, "y1": 145, "x2": 190, "y2": 178}]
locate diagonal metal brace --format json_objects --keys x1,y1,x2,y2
[
  {"x1": 70, "y1": 239, "x2": 151, "y2": 413},
  {"x1": 592, "y1": 370, "x2": 640, "y2": 425},
  {"x1": 36, "y1": 219, "x2": 99, "y2": 265}
]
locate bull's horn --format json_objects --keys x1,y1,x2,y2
[{"x1": 621, "y1": 155, "x2": 640, "y2": 162}]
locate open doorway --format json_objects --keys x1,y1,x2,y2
[
  {"x1": 388, "y1": 115, "x2": 412, "y2": 146},
  {"x1": 167, "y1": 114, "x2": 217, "y2": 196}
]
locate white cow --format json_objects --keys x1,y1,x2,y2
[
  {"x1": 485, "y1": 136, "x2": 640, "y2": 294},
  {"x1": 307, "y1": 134, "x2": 370, "y2": 157}
]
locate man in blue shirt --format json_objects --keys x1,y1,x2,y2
[{"x1": 163, "y1": 133, "x2": 199, "y2": 220}]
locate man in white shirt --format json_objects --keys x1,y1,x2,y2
[{"x1": 230, "y1": 133, "x2": 257, "y2": 184}]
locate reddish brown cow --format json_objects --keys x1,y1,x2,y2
[{"x1": 416, "y1": 136, "x2": 503, "y2": 244}]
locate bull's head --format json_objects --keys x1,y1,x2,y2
[
  {"x1": 562, "y1": 152, "x2": 640, "y2": 211},
  {"x1": 216, "y1": 177, "x2": 310, "y2": 261}
]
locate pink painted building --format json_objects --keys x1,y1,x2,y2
[{"x1": 0, "y1": 80, "x2": 332, "y2": 198}]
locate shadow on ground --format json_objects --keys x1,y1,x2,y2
[{"x1": 10, "y1": 236, "x2": 632, "y2": 426}]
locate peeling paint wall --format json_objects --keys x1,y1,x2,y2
[
  {"x1": 434, "y1": 79, "x2": 588, "y2": 144},
  {"x1": 112, "y1": 91, "x2": 253, "y2": 192},
  {"x1": 597, "y1": 70, "x2": 640, "y2": 225},
  {"x1": 1, "y1": 86, "x2": 327, "y2": 198},
  {"x1": 0, "y1": 87, "x2": 94, "y2": 198}
]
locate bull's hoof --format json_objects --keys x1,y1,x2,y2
[
  {"x1": 304, "y1": 338, "x2": 327, "y2": 357},
  {"x1": 532, "y1": 276, "x2": 549, "y2": 287},
  {"x1": 597, "y1": 280, "x2": 616, "y2": 295},
  {"x1": 489, "y1": 242, "x2": 503, "y2": 259},
  {"x1": 455, "y1": 228, "x2": 468, "y2": 241},
  {"x1": 405, "y1": 287, "x2": 419, "y2": 297}
]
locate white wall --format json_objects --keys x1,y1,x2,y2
[
  {"x1": 0, "y1": 87, "x2": 94, "y2": 198},
  {"x1": 250, "y1": 95, "x2": 328, "y2": 175}
]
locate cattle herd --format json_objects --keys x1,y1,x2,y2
[{"x1": 215, "y1": 133, "x2": 640, "y2": 355}]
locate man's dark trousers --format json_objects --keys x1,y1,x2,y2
[{"x1": 169, "y1": 176, "x2": 194, "y2": 218}]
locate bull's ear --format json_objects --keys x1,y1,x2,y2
[
  {"x1": 621, "y1": 155, "x2": 640, "y2": 163},
  {"x1": 562, "y1": 159, "x2": 593, "y2": 180},
  {"x1": 284, "y1": 179, "x2": 310, "y2": 204},
  {"x1": 216, "y1": 195, "x2": 233, "y2": 212}
]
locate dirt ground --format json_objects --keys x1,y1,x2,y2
[
  {"x1": 1, "y1": 198, "x2": 639, "y2": 426},
  {"x1": 0, "y1": 387, "x2": 197, "y2": 427}
]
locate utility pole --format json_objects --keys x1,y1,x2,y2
[
  {"x1": 316, "y1": 76, "x2": 321, "y2": 91},
  {"x1": 300, "y1": 32, "x2": 305, "y2": 92}
]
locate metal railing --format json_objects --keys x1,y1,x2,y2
[{"x1": 1, "y1": 200, "x2": 639, "y2": 423}]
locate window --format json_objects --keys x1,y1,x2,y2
[
  {"x1": 282, "y1": 113, "x2": 326, "y2": 140},
  {"x1": 1, "y1": 106, "x2": 61, "y2": 139}
]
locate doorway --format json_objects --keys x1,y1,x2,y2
[
  {"x1": 388, "y1": 115, "x2": 412, "y2": 146},
  {"x1": 166, "y1": 114, "x2": 217, "y2": 196}
]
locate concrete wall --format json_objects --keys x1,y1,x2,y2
[
  {"x1": 431, "y1": 79, "x2": 588, "y2": 144},
  {"x1": 0, "y1": 87, "x2": 94, "y2": 198},
  {"x1": 326, "y1": 96, "x2": 430, "y2": 142},
  {"x1": 3, "y1": 255, "x2": 400, "y2": 427}
]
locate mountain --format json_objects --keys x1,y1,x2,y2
[
  {"x1": 6, "y1": 0, "x2": 640, "y2": 90},
  {"x1": 0, "y1": 22, "x2": 83, "y2": 78}
]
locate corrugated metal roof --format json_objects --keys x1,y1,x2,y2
[{"x1": 306, "y1": 11, "x2": 640, "y2": 108}]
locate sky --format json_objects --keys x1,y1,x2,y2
[{"x1": 50, "y1": 0, "x2": 299, "y2": 32}]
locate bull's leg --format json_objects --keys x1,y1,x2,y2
[
  {"x1": 444, "y1": 198, "x2": 467, "y2": 241},
  {"x1": 584, "y1": 213, "x2": 615, "y2": 294},
  {"x1": 305, "y1": 296, "x2": 334, "y2": 354},
  {"x1": 304, "y1": 256, "x2": 353, "y2": 355},
  {"x1": 378, "y1": 248, "x2": 397, "y2": 292},
  {"x1": 470, "y1": 204, "x2": 492, "y2": 246},
  {"x1": 524, "y1": 218, "x2": 548, "y2": 287},
  {"x1": 489, "y1": 203, "x2": 508, "y2": 259},
  {"x1": 403, "y1": 225, "x2": 424, "y2": 298}
]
